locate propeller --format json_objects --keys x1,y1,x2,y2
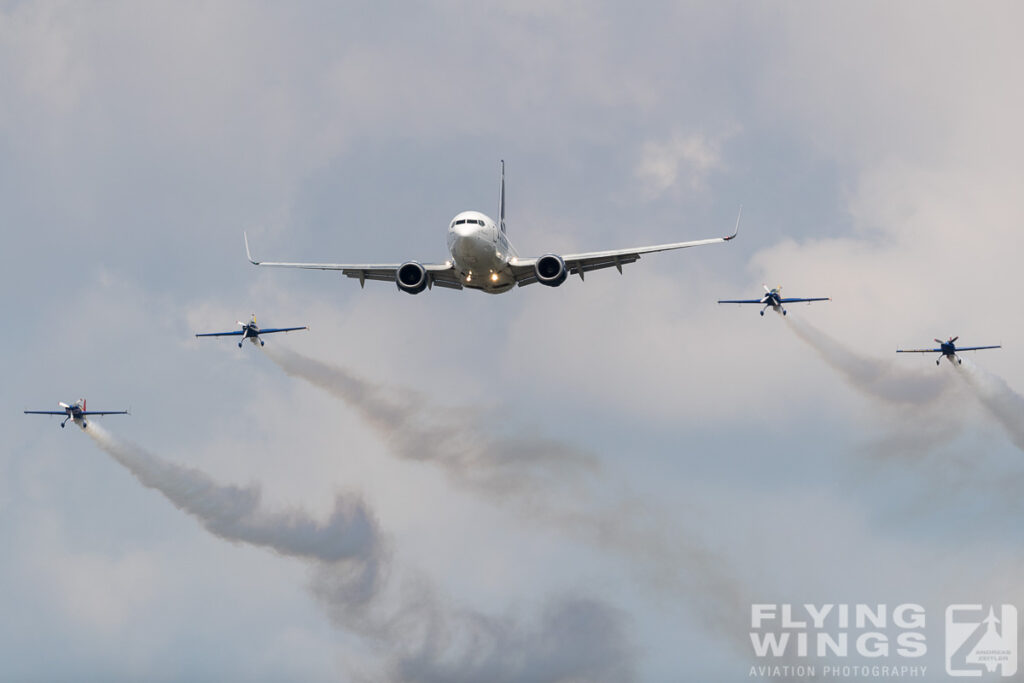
[{"x1": 950, "y1": 336, "x2": 959, "y2": 343}]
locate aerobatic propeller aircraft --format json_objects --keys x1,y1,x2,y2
[
  {"x1": 195, "y1": 315, "x2": 308, "y2": 348},
  {"x1": 896, "y1": 336, "x2": 1001, "y2": 366},
  {"x1": 244, "y1": 161, "x2": 740, "y2": 294},
  {"x1": 24, "y1": 399, "x2": 129, "y2": 429},
  {"x1": 718, "y1": 285, "x2": 831, "y2": 316}
]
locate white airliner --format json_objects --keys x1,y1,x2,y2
[{"x1": 244, "y1": 161, "x2": 740, "y2": 294}]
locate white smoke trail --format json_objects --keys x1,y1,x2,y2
[
  {"x1": 83, "y1": 423, "x2": 637, "y2": 680},
  {"x1": 262, "y1": 344, "x2": 595, "y2": 498},
  {"x1": 86, "y1": 423, "x2": 380, "y2": 565},
  {"x1": 263, "y1": 345, "x2": 711, "y2": 563},
  {"x1": 955, "y1": 359, "x2": 1024, "y2": 452},
  {"x1": 263, "y1": 345, "x2": 763, "y2": 665},
  {"x1": 782, "y1": 316, "x2": 971, "y2": 460},
  {"x1": 783, "y1": 316, "x2": 952, "y2": 405},
  {"x1": 313, "y1": 577, "x2": 635, "y2": 683}
]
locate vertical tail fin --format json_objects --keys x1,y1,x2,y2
[{"x1": 499, "y1": 159, "x2": 506, "y2": 233}]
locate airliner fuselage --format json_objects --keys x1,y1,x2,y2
[{"x1": 445, "y1": 211, "x2": 519, "y2": 293}]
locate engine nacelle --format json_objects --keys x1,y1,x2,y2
[
  {"x1": 534, "y1": 254, "x2": 568, "y2": 287},
  {"x1": 396, "y1": 261, "x2": 429, "y2": 294}
]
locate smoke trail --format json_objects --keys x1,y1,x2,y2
[
  {"x1": 86, "y1": 423, "x2": 380, "y2": 565},
  {"x1": 262, "y1": 344, "x2": 595, "y2": 497},
  {"x1": 262, "y1": 346, "x2": 712, "y2": 569},
  {"x1": 83, "y1": 424, "x2": 638, "y2": 680},
  {"x1": 313, "y1": 576, "x2": 636, "y2": 683},
  {"x1": 263, "y1": 345, "x2": 764, "y2": 666},
  {"x1": 388, "y1": 597, "x2": 635, "y2": 683},
  {"x1": 86, "y1": 424, "x2": 384, "y2": 608},
  {"x1": 956, "y1": 359, "x2": 1024, "y2": 452},
  {"x1": 783, "y1": 316, "x2": 951, "y2": 405},
  {"x1": 781, "y1": 316, "x2": 971, "y2": 460}
]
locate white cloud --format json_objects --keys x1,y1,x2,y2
[{"x1": 634, "y1": 131, "x2": 725, "y2": 198}]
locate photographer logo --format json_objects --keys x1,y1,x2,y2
[{"x1": 945, "y1": 604, "x2": 1017, "y2": 677}]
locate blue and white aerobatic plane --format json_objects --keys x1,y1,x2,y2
[
  {"x1": 243, "y1": 161, "x2": 740, "y2": 294},
  {"x1": 196, "y1": 315, "x2": 308, "y2": 349},
  {"x1": 718, "y1": 285, "x2": 831, "y2": 316},
  {"x1": 24, "y1": 399, "x2": 129, "y2": 429},
  {"x1": 896, "y1": 336, "x2": 1001, "y2": 366}
]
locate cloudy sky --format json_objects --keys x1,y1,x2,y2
[{"x1": 4, "y1": 2, "x2": 1024, "y2": 681}]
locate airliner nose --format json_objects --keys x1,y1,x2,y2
[
  {"x1": 449, "y1": 231, "x2": 474, "y2": 259},
  {"x1": 452, "y1": 221, "x2": 477, "y2": 238},
  {"x1": 448, "y1": 222, "x2": 488, "y2": 267}
]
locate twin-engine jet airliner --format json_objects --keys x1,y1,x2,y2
[
  {"x1": 195, "y1": 315, "x2": 308, "y2": 348},
  {"x1": 897, "y1": 336, "x2": 1001, "y2": 366},
  {"x1": 24, "y1": 399, "x2": 129, "y2": 429},
  {"x1": 244, "y1": 161, "x2": 740, "y2": 294},
  {"x1": 718, "y1": 285, "x2": 830, "y2": 316}
]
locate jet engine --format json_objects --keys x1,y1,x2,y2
[
  {"x1": 396, "y1": 261, "x2": 429, "y2": 294},
  {"x1": 534, "y1": 254, "x2": 568, "y2": 287}
]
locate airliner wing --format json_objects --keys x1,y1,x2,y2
[
  {"x1": 257, "y1": 326, "x2": 309, "y2": 335},
  {"x1": 779, "y1": 297, "x2": 831, "y2": 303},
  {"x1": 334, "y1": 264, "x2": 463, "y2": 290},
  {"x1": 717, "y1": 298, "x2": 765, "y2": 304},
  {"x1": 196, "y1": 330, "x2": 245, "y2": 337},
  {"x1": 245, "y1": 234, "x2": 462, "y2": 290},
  {"x1": 511, "y1": 209, "x2": 740, "y2": 287}
]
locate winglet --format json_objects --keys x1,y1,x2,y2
[
  {"x1": 724, "y1": 205, "x2": 742, "y2": 241},
  {"x1": 498, "y1": 159, "x2": 506, "y2": 234},
  {"x1": 244, "y1": 232, "x2": 259, "y2": 265}
]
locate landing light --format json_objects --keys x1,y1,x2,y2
[{"x1": 490, "y1": 273, "x2": 499, "y2": 282}]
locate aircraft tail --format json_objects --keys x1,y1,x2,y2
[{"x1": 498, "y1": 160, "x2": 506, "y2": 233}]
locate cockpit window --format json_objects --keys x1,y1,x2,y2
[{"x1": 454, "y1": 219, "x2": 466, "y2": 225}]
